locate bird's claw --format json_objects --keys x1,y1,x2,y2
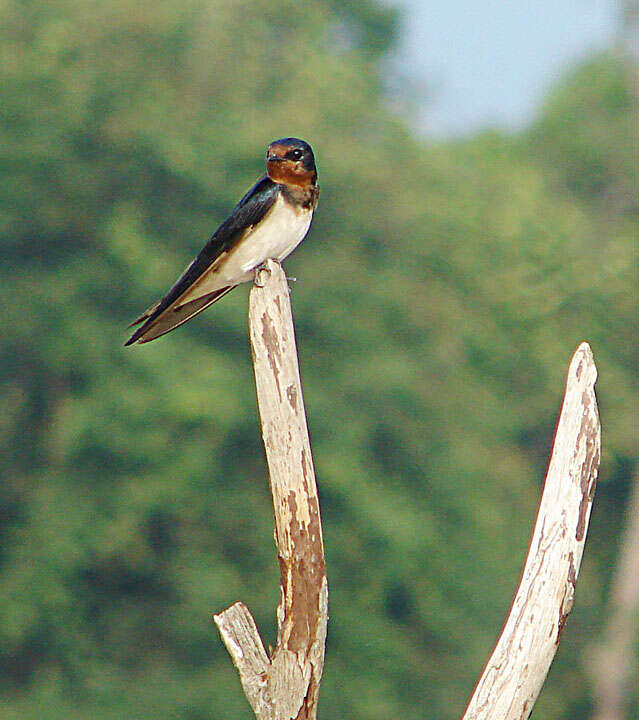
[{"x1": 254, "y1": 262, "x2": 271, "y2": 288}]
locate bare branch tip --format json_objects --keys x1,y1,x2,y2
[{"x1": 569, "y1": 341, "x2": 598, "y2": 388}]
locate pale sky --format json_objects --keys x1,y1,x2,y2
[{"x1": 389, "y1": 0, "x2": 618, "y2": 136}]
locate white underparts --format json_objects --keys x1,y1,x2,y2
[{"x1": 176, "y1": 195, "x2": 312, "y2": 307}]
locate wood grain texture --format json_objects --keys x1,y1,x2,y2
[
  {"x1": 462, "y1": 342, "x2": 600, "y2": 720},
  {"x1": 214, "y1": 260, "x2": 327, "y2": 720}
]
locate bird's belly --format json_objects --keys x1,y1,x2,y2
[{"x1": 220, "y1": 198, "x2": 312, "y2": 284}]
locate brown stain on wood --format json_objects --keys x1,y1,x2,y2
[
  {"x1": 276, "y1": 484, "x2": 326, "y2": 720},
  {"x1": 282, "y1": 486, "x2": 325, "y2": 655},
  {"x1": 575, "y1": 388, "x2": 600, "y2": 541},
  {"x1": 556, "y1": 552, "x2": 578, "y2": 644},
  {"x1": 276, "y1": 446, "x2": 325, "y2": 720},
  {"x1": 556, "y1": 607, "x2": 569, "y2": 643},
  {"x1": 567, "y1": 551, "x2": 577, "y2": 587},
  {"x1": 301, "y1": 448, "x2": 310, "y2": 485},
  {"x1": 287, "y1": 384, "x2": 298, "y2": 411},
  {"x1": 261, "y1": 310, "x2": 282, "y2": 400}
]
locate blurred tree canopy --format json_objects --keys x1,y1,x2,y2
[{"x1": 1, "y1": 1, "x2": 639, "y2": 718}]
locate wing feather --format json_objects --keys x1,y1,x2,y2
[
  {"x1": 125, "y1": 175, "x2": 279, "y2": 345},
  {"x1": 129, "y1": 286, "x2": 236, "y2": 345}
]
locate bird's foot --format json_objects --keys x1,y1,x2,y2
[{"x1": 254, "y1": 262, "x2": 271, "y2": 288}]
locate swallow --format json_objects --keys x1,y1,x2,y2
[{"x1": 125, "y1": 137, "x2": 319, "y2": 345}]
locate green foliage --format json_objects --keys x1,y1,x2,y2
[{"x1": 1, "y1": 0, "x2": 638, "y2": 716}]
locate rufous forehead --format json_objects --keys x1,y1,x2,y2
[{"x1": 268, "y1": 143, "x2": 292, "y2": 158}]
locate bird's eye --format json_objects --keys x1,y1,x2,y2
[{"x1": 288, "y1": 149, "x2": 303, "y2": 161}]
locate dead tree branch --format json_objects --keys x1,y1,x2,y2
[
  {"x1": 214, "y1": 259, "x2": 328, "y2": 720},
  {"x1": 462, "y1": 342, "x2": 600, "y2": 720}
]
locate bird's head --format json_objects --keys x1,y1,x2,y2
[{"x1": 266, "y1": 138, "x2": 317, "y2": 187}]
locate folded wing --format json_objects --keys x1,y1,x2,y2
[{"x1": 125, "y1": 176, "x2": 278, "y2": 345}]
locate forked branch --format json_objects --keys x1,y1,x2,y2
[{"x1": 214, "y1": 260, "x2": 328, "y2": 720}]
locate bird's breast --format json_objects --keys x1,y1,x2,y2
[{"x1": 221, "y1": 194, "x2": 312, "y2": 282}]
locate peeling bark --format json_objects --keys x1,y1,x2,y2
[
  {"x1": 214, "y1": 260, "x2": 327, "y2": 720},
  {"x1": 462, "y1": 342, "x2": 601, "y2": 720}
]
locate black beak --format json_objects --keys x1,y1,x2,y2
[{"x1": 267, "y1": 154, "x2": 285, "y2": 163}]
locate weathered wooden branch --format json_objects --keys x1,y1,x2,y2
[
  {"x1": 589, "y1": 469, "x2": 639, "y2": 720},
  {"x1": 214, "y1": 259, "x2": 328, "y2": 720},
  {"x1": 462, "y1": 342, "x2": 601, "y2": 720}
]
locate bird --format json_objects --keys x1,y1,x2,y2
[{"x1": 125, "y1": 137, "x2": 319, "y2": 345}]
